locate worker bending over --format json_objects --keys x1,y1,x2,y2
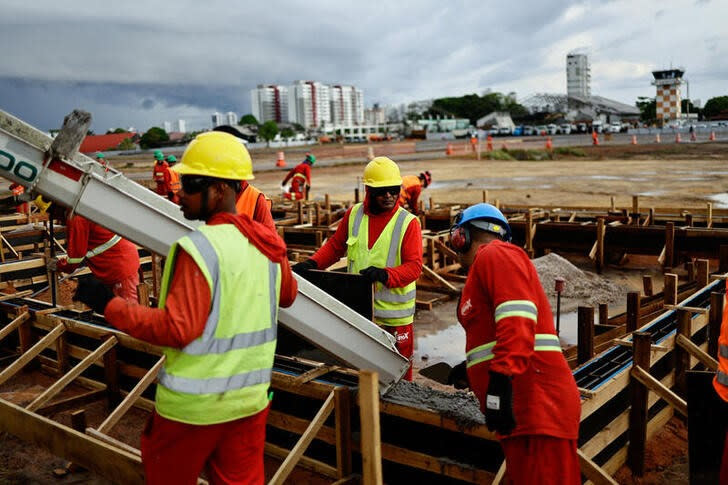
[
  {"x1": 281, "y1": 153, "x2": 315, "y2": 200},
  {"x1": 293, "y1": 157, "x2": 422, "y2": 380},
  {"x1": 399, "y1": 170, "x2": 432, "y2": 214},
  {"x1": 211, "y1": 127, "x2": 275, "y2": 229},
  {"x1": 74, "y1": 131, "x2": 297, "y2": 484},
  {"x1": 450, "y1": 203, "x2": 580, "y2": 484},
  {"x1": 152, "y1": 149, "x2": 174, "y2": 200},
  {"x1": 48, "y1": 205, "x2": 140, "y2": 301}
]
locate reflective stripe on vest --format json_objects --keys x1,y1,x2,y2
[
  {"x1": 718, "y1": 371, "x2": 728, "y2": 386},
  {"x1": 66, "y1": 235, "x2": 122, "y2": 264},
  {"x1": 494, "y1": 300, "x2": 538, "y2": 324},
  {"x1": 466, "y1": 334, "x2": 561, "y2": 368},
  {"x1": 159, "y1": 367, "x2": 272, "y2": 394},
  {"x1": 374, "y1": 288, "x2": 417, "y2": 303},
  {"x1": 292, "y1": 173, "x2": 307, "y2": 182},
  {"x1": 169, "y1": 171, "x2": 181, "y2": 194},
  {"x1": 720, "y1": 344, "x2": 728, "y2": 359}
]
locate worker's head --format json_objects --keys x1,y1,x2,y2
[
  {"x1": 363, "y1": 157, "x2": 402, "y2": 214},
  {"x1": 450, "y1": 203, "x2": 511, "y2": 268},
  {"x1": 95, "y1": 152, "x2": 105, "y2": 161},
  {"x1": 418, "y1": 170, "x2": 432, "y2": 188},
  {"x1": 154, "y1": 150, "x2": 164, "y2": 161},
  {"x1": 305, "y1": 153, "x2": 316, "y2": 165},
  {"x1": 166, "y1": 155, "x2": 177, "y2": 165},
  {"x1": 175, "y1": 131, "x2": 250, "y2": 220}
]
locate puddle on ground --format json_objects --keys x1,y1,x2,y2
[
  {"x1": 555, "y1": 311, "x2": 579, "y2": 346},
  {"x1": 414, "y1": 322, "x2": 465, "y2": 367},
  {"x1": 709, "y1": 193, "x2": 728, "y2": 208}
]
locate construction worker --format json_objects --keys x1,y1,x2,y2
[
  {"x1": 95, "y1": 152, "x2": 106, "y2": 164},
  {"x1": 152, "y1": 149, "x2": 174, "y2": 200},
  {"x1": 165, "y1": 155, "x2": 181, "y2": 204},
  {"x1": 211, "y1": 126, "x2": 275, "y2": 230},
  {"x1": 73, "y1": 130, "x2": 297, "y2": 484},
  {"x1": 399, "y1": 170, "x2": 432, "y2": 214},
  {"x1": 450, "y1": 203, "x2": 581, "y2": 484},
  {"x1": 713, "y1": 289, "x2": 728, "y2": 482},
  {"x1": 292, "y1": 157, "x2": 422, "y2": 380},
  {"x1": 47, "y1": 205, "x2": 140, "y2": 301},
  {"x1": 8, "y1": 182, "x2": 28, "y2": 214},
  {"x1": 281, "y1": 153, "x2": 315, "y2": 200}
]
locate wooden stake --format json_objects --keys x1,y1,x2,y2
[
  {"x1": 482, "y1": 190, "x2": 488, "y2": 203},
  {"x1": 696, "y1": 259, "x2": 710, "y2": 288},
  {"x1": 663, "y1": 273, "x2": 678, "y2": 306},
  {"x1": 664, "y1": 222, "x2": 675, "y2": 270},
  {"x1": 334, "y1": 387, "x2": 353, "y2": 479},
  {"x1": 709, "y1": 291, "x2": 723, "y2": 358},
  {"x1": 577, "y1": 306, "x2": 595, "y2": 364},
  {"x1": 676, "y1": 334, "x2": 718, "y2": 371},
  {"x1": 626, "y1": 292, "x2": 641, "y2": 333},
  {"x1": 642, "y1": 275, "x2": 653, "y2": 297},
  {"x1": 707, "y1": 202, "x2": 713, "y2": 228},
  {"x1": 628, "y1": 332, "x2": 651, "y2": 476},
  {"x1": 359, "y1": 370, "x2": 383, "y2": 485},
  {"x1": 596, "y1": 217, "x2": 605, "y2": 273},
  {"x1": 674, "y1": 310, "x2": 691, "y2": 397},
  {"x1": 632, "y1": 195, "x2": 639, "y2": 225},
  {"x1": 102, "y1": 337, "x2": 121, "y2": 408},
  {"x1": 599, "y1": 303, "x2": 609, "y2": 326},
  {"x1": 631, "y1": 365, "x2": 687, "y2": 417}
]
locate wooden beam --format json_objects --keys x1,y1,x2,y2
[
  {"x1": 359, "y1": 370, "x2": 383, "y2": 485},
  {"x1": 676, "y1": 334, "x2": 718, "y2": 371},
  {"x1": 0, "y1": 322, "x2": 65, "y2": 386},
  {"x1": 664, "y1": 273, "x2": 678, "y2": 306},
  {"x1": 268, "y1": 391, "x2": 336, "y2": 485},
  {"x1": 577, "y1": 306, "x2": 595, "y2": 364},
  {"x1": 675, "y1": 310, "x2": 691, "y2": 397},
  {"x1": 709, "y1": 291, "x2": 723, "y2": 358},
  {"x1": 265, "y1": 443, "x2": 338, "y2": 479},
  {"x1": 292, "y1": 364, "x2": 340, "y2": 386},
  {"x1": 577, "y1": 448, "x2": 619, "y2": 485},
  {"x1": 421, "y1": 264, "x2": 459, "y2": 293},
  {"x1": 0, "y1": 398, "x2": 143, "y2": 484},
  {"x1": 627, "y1": 332, "x2": 651, "y2": 475},
  {"x1": 664, "y1": 222, "x2": 675, "y2": 269},
  {"x1": 631, "y1": 365, "x2": 688, "y2": 417},
  {"x1": 0, "y1": 310, "x2": 30, "y2": 342},
  {"x1": 26, "y1": 336, "x2": 118, "y2": 412},
  {"x1": 626, "y1": 292, "x2": 641, "y2": 333},
  {"x1": 334, "y1": 386, "x2": 353, "y2": 479},
  {"x1": 492, "y1": 461, "x2": 506, "y2": 485}
]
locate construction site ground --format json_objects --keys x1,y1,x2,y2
[{"x1": 3, "y1": 142, "x2": 724, "y2": 483}]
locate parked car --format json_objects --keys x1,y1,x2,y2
[
  {"x1": 523, "y1": 126, "x2": 536, "y2": 136},
  {"x1": 535, "y1": 125, "x2": 548, "y2": 136},
  {"x1": 577, "y1": 123, "x2": 588, "y2": 133},
  {"x1": 559, "y1": 124, "x2": 571, "y2": 135},
  {"x1": 592, "y1": 121, "x2": 604, "y2": 133},
  {"x1": 512, "y1": 125, "x2": 523, "y2": 136},
  {"x1": 499, "y1": 126, "x2": 512, "y2": 136},
  {"x1": 546, "y1": 124, "x2": 558, "y2": 135},
  {"x1": 608, "y1": 122, "x2": 621, "y2": 134}
]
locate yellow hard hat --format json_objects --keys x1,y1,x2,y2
[
  {"x1": 34, "y1": 195, "x2": 52, "y2": 214},
  {"x1": 175, "y1": 131, "x2": 254, "y2": 180},
  {"x1": 362, "y1": 156, "x2": 402, "y2": 187}
]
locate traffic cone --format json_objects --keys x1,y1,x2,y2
[
  {"x1": 545, "y1": 137, "x2": 553, "y2": 150},
  {"x1": 486, "y1": 135, "x2": 493, "y2": 152},
  {"x1": 675, "y1": 133, "x2": 681, "y2": 144},
  {"x1": 367, "y1": 146, "x2": 374, "y2": 160},
  {"x1": 592, "y1": 133, "x2": 599, "y2": 146},
  {"x1": 446, "y1": 143, "x2": 453, "y2": 155},
  {"x1": 276, "y1": 151, "x2": 286, "y2": 167},
  {"x1": 631, "y1": 135, "x2": 637, "y2": 145},
  {"x1": 655, "y1": 133, "x2": 661, "y2": 143},
  {"x1": 710, "y1": 131, "x2": 716, "y2": 141}
]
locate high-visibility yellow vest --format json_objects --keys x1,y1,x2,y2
[
  {"x1": 346, "y1": 203, "x2": 417, "y2": 326},
  {"x1": 155, "y1": 224, "x2": 281, "y2": 425}
]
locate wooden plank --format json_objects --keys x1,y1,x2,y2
[
  {"x1": 0, "y1": 310, "x2": 30, "y2": 342},
  {"x1": 675, "y1": 310, "x2": 691, "y2": 396},
  {"x1": 292, "y1": 364, "x2": 340, "y2": 386},
  {"x1": 26, "y1": 336, "x2": 118, "y2": 412},
  {"x1": 359, "y1": 370, "x2": 383, "y2": 485},
  {"x1": 626, "y1": 292, "x2": 641, "y2": 333},
  {"x1": 709, "y1": 291, "x2": 723, "y2": 357},
  {"x1": 265, "y1": 443, "x2": 338, "y2": 479},
  {"x1": 664, "y1": 222, "x2": 675, "y2": 269},
  {"x1": 627, "y1": 332, "x2": 651, "y2": 475},
  {"x1": 335, "y1": 386, "x2": 353, "y2": 479},
  {"x1": 421, "y1": 264, "x2": 459, "y2": 293},
  {"x1": 36, "y1": 389, "x2": 106, "y2": 415},
  {"x1": 433, "y1": 238, "x2": 459, "y2": 261},
  {"x1": 0, "y1": 323, "x2": 65, "y2": 386},
  {"x1": 85, "y1": 427, "x2": 141, "y2": 457},
  {"x1": 269, "y1": 391, "x2": 336, "y2": 485},
  {"x1": 0, "y1": 398, "x2": 143, "y2": 484},
  {"x1": 664, "y1": 273, "x2": 678, "y2": 305},
  {"x1": 97, "y1": 356, "x2": 165, "y2": 434},
  {"x1": 578, "y1": 448, "x2": 618, "y2": 485},
  {"x1": 577, "y1": 306, "x2": 595, "y2": 364},
  {"x1": 631, "y1": 365, "x2": 687, "y2": 417},
  {"x1": 676, "y1": 334, "x2": 718, "y2": 371}
]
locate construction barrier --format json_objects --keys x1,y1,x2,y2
[{"x1": 276, "y1": 151, "x2": 286, "y2": 167}]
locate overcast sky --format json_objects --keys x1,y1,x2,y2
[{"x1": 0, "y1": 0, "x2": 725, "y2": 133}]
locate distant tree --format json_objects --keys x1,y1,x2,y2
[
  {"x1": 702, "y1": 96, "x2": 728, "y2": 119},
  {"x1": 280, "y1": 127, "x2": 295, "y2": 139},
  {"x1": 116, "y1": 138, "x2": 136, "y2": 151},
  {"x1": 239, "y1": 114, "x2": 259, "y2": 125},
  {"x1": 681, "y1": 99, "x2": 701, "y2": 117},
  {"x1": 139, "y1": 127, "x2": 169, "y2": 149},
  {"x1": 258, "y1": 121, "x2": 279, "y2": 145},
  {"x1": 292, "y1": 123, "x2": 305, "y2": 132},
  {"x1": 106, "y1": 128, "x2": 129, "y2": 134},
  {"x1": 428, "y1": 92, "x2": 529, "y2": 124},
  {"x1": 636, "y1": 96, "x2": 656, "y2": 123}
]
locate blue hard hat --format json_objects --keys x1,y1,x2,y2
[{"x1": 454, "y1": 203, "x2": 511, "y2": 241}]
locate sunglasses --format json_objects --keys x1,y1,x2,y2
[
  {"x1": 370, "y1": 186, "x2": 401, "y2": 197},
  {"x1": 180, "y1": 176, "x2": 212, "y2": 194}
]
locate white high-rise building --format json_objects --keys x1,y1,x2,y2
[
  {"x1": 566, "y1": 52, "x2": 591, "y2": 98},
  {"x1": 250, "y1": 85, "x2": 289, "y2": 124},
  {"x1": 211, "y1": 112, "x2": 224, "y2": 127},
  {"x1": 288, "y1": 80, "x2": 331, "y2": 129},
  {"x1": 225, "y1": 111, "x2": 238, "y2": 125},
  {"x1": 176, "y1": 119, "x2": 187, "y2": 133},
  {"x1": 330, "y1": 85, "x2": 364, "y2": 125},
  {"x1": 364, "y1": 104, "x2": 386, "y2": 125},
  {"x1": 163, "y1": 121, "x2": 173, "y2": 133}
]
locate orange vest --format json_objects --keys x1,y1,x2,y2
[
  {"x1": 399, "y1": 175, "x2": 420, "y2": 207},
  {"x1": 169, "y1": 170, "x2": 181, "y2": 194},
  {"x1": 235, "y1": 184, "x2": 266, "y2": 218},
  {"x1": 713, "y1": 291, "x2": 728, "y2": 402}
]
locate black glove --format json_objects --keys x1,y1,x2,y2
[
  {"x1": 73, "y1": 277, "x2": 115, "y2": 314},
  {"x1": 359, "y1": 266, "x2": 389, "y2": 284},
  {"x1": 485, "y1": 371, "x2": 516, "y2": 435},
  {"x1": 447, "y1": 360, "x2": 469, "y2": 389},
  {"x1": 292, "y1": 259, "x2": 317, "y2": 275}
]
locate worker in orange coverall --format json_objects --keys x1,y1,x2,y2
[
  {"x1": 74, "y1": 131, "x2": 297, "y2": 484},
  {"x1": 398, "y1": 170, "x2": 432, "y2": 213},
  {"x1": 713, "y1": 288, "x2": 728, "y2": 483},
  {"x1": 450, "y1": 203, "x2": 581, "y2": 484},
  {"x1": 281, "y1": 153, "x2": 315, "y2": 200},
  {"x1": 48, "y1": 206, "x2": 140, "y2": 302}
]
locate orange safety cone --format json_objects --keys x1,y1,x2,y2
[
  {"x1": 486, "y1": 135, "x2": 493, "y2": 152},
  {"x1": 655, "y1": 133, "x2": 661, "y2": 143},
  {"x1": 675, "y1": 133, "x2": 681, "y2": 144},
  {"x1": 446, "y1": 143, "x2": 453, "y2": 155},
  {"x1": 545, "y1": 137, "x2": 553, "y2": 150},
  {"x1": 631, "y1": 135, "x2": 637, "y2": 145},
  {"x1": 592, "y1": 132, "x2": 599, "y2": 146},
  {"x1": 276, "y1": 151, "x2": 286, "y2": 167},
  {"x1": 710, "y1": 131, "x2": 716, "y2": 141}
]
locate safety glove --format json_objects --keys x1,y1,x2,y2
[
  {"x1": 447, "y1": 360, "x2": 469, "y2": 389},
  {"x1": 359, "y1": 266, "x2": 389, "y2": 284},
  {"x1": 485, "y1": 371, "x2": 516, "y2": 435},
  {"x1": 292, "y1": 259, "x2": 318, "y2": 275},
  {"x1": 46, "y1": 256, "x2": 59, "y2": 272},
  {"x1": 73, "y1": 277, "x2": 115, "y2": 315}
]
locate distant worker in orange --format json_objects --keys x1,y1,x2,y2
[
  {"x1": 713, "y1": 286, "x2": 728, "y2": 483},
  {"x1": 47, "y1": 205, "x2": 140, "y2": 302},
  {"x1": 165, "y1": 155, "x2": 181, "y2": 204},
  {"x1": 399, "y1": 171, "x2": 432, "y2": 214},
  {"x1": 211, "y1": 126, "x2": 275, "y2": 230},
  {"x1": 9, "y1": 182, "x2": 28, "y2": 214},
  {"x1": 152, "y1": 150, "x2": 174, "y2": 200},
  {"x1": 281, "y1": 153, "x2": 315, "y2": 200}
]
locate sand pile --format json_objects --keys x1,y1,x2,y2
[{"x1": 533, "y1": 252, "x2": 623, "y2": 310}]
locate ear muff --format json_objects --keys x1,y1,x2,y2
[{"x1": 450, "y1": 225, "x2": 470, "y2": 253}]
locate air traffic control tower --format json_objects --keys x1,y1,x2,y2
[{"x1": 652, "y1": 68, "x2": 685, "y2": 122}]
